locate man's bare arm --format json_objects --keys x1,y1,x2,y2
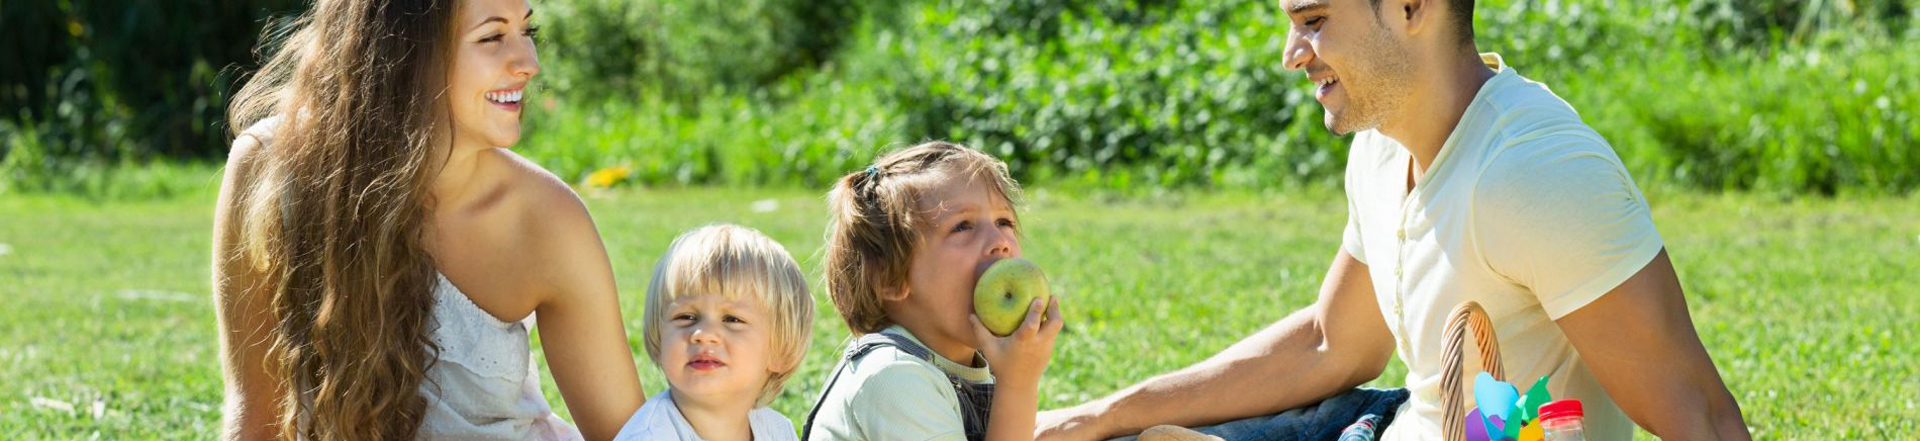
[
  {"x1": 1557, "y1": 250, "x2": 1750, "y2": 441},
  {"x1": 1036, "y1": 249, "x2": 1397, "y2": 440}
]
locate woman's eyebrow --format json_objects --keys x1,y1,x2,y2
[{"x1": 468, "y1": 10, "x2": 534, "y2": 32}]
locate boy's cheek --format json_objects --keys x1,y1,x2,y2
[{"x1": 656, "y1": 339, "x2": 686, "y2": 364}]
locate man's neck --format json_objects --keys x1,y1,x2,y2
[
  {"x1": 670, "y1": 389, "x2": 757, "y2": 441},
  {"x1": 1377, "y1": 52, "x2": 1497, "y2": 181}
]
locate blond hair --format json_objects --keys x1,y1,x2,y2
[
  {"x1": 822, "y1": 141, "x2": 1024, "y2": 334},
  {"x1": 643, "y1": 224, "x2": 815, "y2": 407}
]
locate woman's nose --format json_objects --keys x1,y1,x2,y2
[{"x1": 512, "y1": 41, "x2": 540, "y2": 80}]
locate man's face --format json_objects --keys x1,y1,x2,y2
[{"x1": 1281, "y1": 0, "x2": 1415, "y2": 135}]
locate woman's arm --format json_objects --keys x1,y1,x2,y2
[
  {"x1": 212, "y1": 135, "x2": 286, "y2": 441},
  {"x1": 516, "y1": 175, "x2": 646, "y2": 441}
]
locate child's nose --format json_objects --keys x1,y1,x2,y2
[
  {"x1": 984, "y1": 225, "x2": 1017, "y2": 258},
  {"x1": 689, "y1": 324, "x2": 723, "y2": 344}
]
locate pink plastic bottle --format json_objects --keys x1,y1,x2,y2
[{"x1": 1538, "y1": 400, "x2": 1586, "y2": 441}]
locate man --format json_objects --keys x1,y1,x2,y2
[{"x1": 1034, "y1": 0, "x2": 1752, "y2": 440}]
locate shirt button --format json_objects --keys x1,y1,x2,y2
[{"x1": 1397, "y1": 229, "x2": 1406, "y2": 240}]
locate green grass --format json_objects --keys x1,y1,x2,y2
[{"x1": 1, "y1": 182, "x2": 1914, "y2": 439}]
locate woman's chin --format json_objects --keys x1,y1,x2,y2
[
  {"x1": 484, "y1": 131, "x2": 522, "y2": 149},
  {"x1": 475, "y1": 116, "x2": 522, "y2": 147}
]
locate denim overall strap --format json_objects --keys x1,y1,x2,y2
[{"x1": 800, "y1": 333, "x2": 995, "y2": 441}]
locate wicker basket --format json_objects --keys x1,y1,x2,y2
[{"x1": 1440, "y1": 301, "x2": 1509, "y2": 441}]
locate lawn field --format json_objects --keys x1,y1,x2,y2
[{"x1": 1, "y1": 185, "x2": 1914, "y2": 439}]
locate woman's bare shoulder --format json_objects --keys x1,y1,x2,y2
[
  {"x1": 217, "y1": 118, "x2": 286, "y2": 200},
  {"x1": 215, "y1": 127, "x2": 273, "y2": 241},
  {"x1": 455, "y1": 149, "x2": 614, "y2": 301},
  {"x1": 474, "y1": 148, "x2": 596, "y2": 237}
]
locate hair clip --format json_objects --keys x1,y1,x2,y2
[{"x1": 865, "y1": 166, "x2": 879, "y2": 177}]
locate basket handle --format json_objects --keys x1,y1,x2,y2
[{"x1": 1440, "y1": 301, "x2": 1506, "y2": 441}]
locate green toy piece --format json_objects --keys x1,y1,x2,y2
[{"x1": 1506, "y1": 374, "x2": 1554, "y2": 439}]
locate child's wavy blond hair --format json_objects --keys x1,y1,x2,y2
[
  {"x1": 823, "y1": 141, "x2": 1024, "y2": 334},
  {"x1": 643, "y1": 224, "x2": 815, "y2": 406}
]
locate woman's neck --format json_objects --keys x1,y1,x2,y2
[
  {"x1": 427, "y1": 133, "x2": 487, "y2": 205},
  {"x1": 669, "y1": 389, "x2": 756, "y2": 441}
]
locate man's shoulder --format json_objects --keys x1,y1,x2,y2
[
  {"x1": 1470, "y1": 71, "x2": 1621, "y2": 170},
  {"x1": 1483, "y1": 69, "x2": 1579, "y2": 113},
  {"x1": 1478, "y1": 71, "x2": 1598, "y2": 142}
]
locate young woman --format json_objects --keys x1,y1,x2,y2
[{"x1": 213, "y1": 0, "x2": 643, "y2": 439}]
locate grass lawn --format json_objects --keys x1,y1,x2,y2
[{"x1": 1, "y1": 184, "x2": 1914, "y2": 439}]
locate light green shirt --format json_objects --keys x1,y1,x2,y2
[{"x1": 806, "y1": 326, "x2": 993, "y2": 441}]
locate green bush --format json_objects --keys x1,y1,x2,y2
[
  {"x1": 521, "y1": 67, "x2": 909, "y2": 189},
  {"x1": 1567, "y1": 48, "x2": 1918, "y2": 194},
  {"x1": 5, "y1": 0, "x2": 1917, "y2": 196},
  {"x1": 0, "y1": 0, "x2": 299, "y2": 160},
  {"x1": 932, "y1": 0, "x2": 1180, "y2": 41},
  {"x1": 1, "y1": 0, "x2": 298, "y2": 195},
  {"x1": 1469, "y1": 0, "x2": 1919, "y2": 194},
  {"x1": 894, "y1": 0, "x2": 1343, "y2": 189},
  {"x1": 877, "y1": 0, "x2": 1919, "y2": 193},
  {"x1": 537, "y1": 0, "x2": 868, "y2": 102},
  {"x1": 1681, "y1": 0, "x2": 1914, "y2": 49}
]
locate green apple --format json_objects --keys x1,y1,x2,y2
[{"x1": 973, "y1": 258, "x2": 1052, "y2": 337}]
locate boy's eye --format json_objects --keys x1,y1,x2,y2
[
  {"x1": 996, "y1": 218, "x2": 1016, "y2": 229},
  {"x1": 1304, "y1": 16, "x2": 1325, "y2": 28},
  {"x1": 724, "y1": 315, "x2": 746, "y2": 324},
  {"x1": 950, "y1": 220, "x2": 972, "y2": 233},
  {"x1": 672, "y1": 313, "x2": 696, "y2": 322}
]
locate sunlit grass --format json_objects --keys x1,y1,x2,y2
[{"x1": 2, "y1": 182, "x2": 1914, "y2": 438}]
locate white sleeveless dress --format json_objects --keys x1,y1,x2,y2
[
  {"x1": 239, "y1": 118, "x2": 582, "y2": 440},
  {"x1": 418, "y1": 273, "x2": 582, "y2": 440}
]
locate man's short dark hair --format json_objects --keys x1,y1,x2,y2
[{"x1": 1370, "y1": 0, "x2": 1475, "y2": 47}]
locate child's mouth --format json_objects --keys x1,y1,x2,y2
[
  {"x1": 975, "y1": 258, "x2": 1002, "y2": 278},
  {"x1": 688, "y1": 355, "x2": 726, "y2": 371}
]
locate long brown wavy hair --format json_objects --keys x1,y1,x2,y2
[{"x1": 224, "y1": 0, "x2": 461, "y2": 438}]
